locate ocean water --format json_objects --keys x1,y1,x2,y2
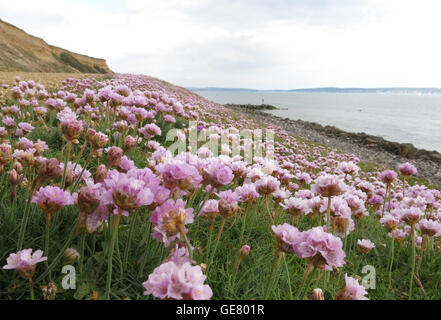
[{"x1": 192, "y1": 90, "x2": 441, "y2": 153}]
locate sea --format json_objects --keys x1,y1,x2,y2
[{"x1": 191, "y1": 90, "x2": 441, "y2": 153}]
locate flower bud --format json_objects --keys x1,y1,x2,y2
[
  {"x1": 13, "y1": 161, "x2": 23, "y2": 173},
  {"x1": 91, "y1": 132, "x2": 109, "y2": 149},
  {"x1": 106, "y1": 146, "x2": 123, "y2": 168},
  {"x1": 238, "y1": 245, "x2": 250, "y2": 259},
  {"x1": 37, "y1": 158, "x2": 62, "y2": 181},
  {"x1": 85, "y1": 128, "x2": 96, "y2": 142},
  {"x1": 312, "y1": 288, "x2": 324, "y2": 300},
  {"x1": 93, "y1": 164, "x2": 108, "y2": 183},
  {"x1": 64, "y1": 248, "x2": 80, "y2": 264},
  {"x1": 77, "y1": 186, "x2": 100, "y2": 214},
  {"x1": 0, "y1": 143, "x2": 12, "y2": 165},
  {"x1": 61, "y1": 120, "x2": 84, "y2": 141},
  {"x1": 8, "y1": 169, "x2": 19, "y2": 185},
  {"x1": 122, "y1": 135, "x2": 136, "y2": 153}
]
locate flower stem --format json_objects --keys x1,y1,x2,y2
[
  {"x1": 388, "y1": 238, "x2": 394, "y2": 289},
  {"x1": 44, "y1": 213, "x2": 51, "y2": 277},
  {"x1": 29, "y1": 278, "x2": 34, "y2": 300},
  {"x1": 381, "y1": 184, "x2": 390, "y2": 218},
  {"x1": 70, "y1": 149, "x2": 95, "y2": 193},
  {"x1": 283, "y1": 254, "x2": 293, "y2": 300},
  {"x1": 204, "y1": 217, "x2": 215, "y2": 263},
  {"x1": 179, "y1": 226, "x2": 194, "y2": 264},
  {"x1": 264, "y1": 250, "x2": 283, "y2": 299},
  {"x1": 326, "y1": 196, "x2": 332, "y2": 233},
  {"x1": 105, "y1": 209, "x2": 122, "y2": 300},
  {"x1": 61, "y1": 141, "x2": 72, "y2": 190},
  {"x1": 36, "y1": 220, "x2": 78, "y2": 282},
  {"x1": 296, "y1": 263, "x2": 314, "y2": 299},
  {"x1": 207, "y1": 217, "x2": 226, "y2": 273},
  {"x1": 79, "y1": 229, "x2": 86, "y2": 277},
  {"x1": 123, "y1": 209, "x2": 139, "y2": 270},
  {"x1": 17, "y1": 196, "x2": 32, "y2": 251},
  {"x1": 409, "y1": 225, "x2": 416, "y2": 300}
]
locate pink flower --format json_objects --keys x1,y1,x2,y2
[
  {"x1": 282, "y1": 197, "x2": 311, "y2": 216},
  {"x1": 235, "y1": 183, "x2": 259, "y2": 203},
  {"x1": 356, "y1": 239, "x2": 375, "y2": 254},
  {"x1": 379, "y1": 170, "x2": 397, "y2": 185},
  {"x1": 164, "y1": 115, "x2": 176, "y2": 123},
  {"x1": 139, "y1": 123, "x2": 161, "y2": 139},
  {"x1": 156, "y1": 161, "x2": 202, "y2": 192},
  {"x1": 18, "y1": 122, "x2": 34, "y2": 134},
  {"x1": 336, "y1": 161, "x2": 359, "y2": 175},
  {"x1": 399, "y1": 207, "x2": 424, "y2": 226},
  {"x1": 336, "y1": 274, "x2": 369, "y2": 300},
  {"x1": 150, "y1": 199, "x2": 194, "y2": 247},
  {"x1": 31, "y1": 186, "x2": 75, "y2": 215},
  {"x1": 103, "y1": 171, "x2": 154, "y2": 212},
  {"x1": 380, "y1": 214, "x2": 399, "y2": 231},
  {"x1": 271, "y1": 223, "x2": 303, "y2": 253},
  {"x1": 417, "y1": 219, "x2": 441, "y2": 237},
  {"x1": 2, "y1": 116, "x2": 15, "y2": 128},
  {"x1": 200, "y1": 199, "x2": 219, "y2": 218},
  {"x1": 3, "y1": 249, "x2": 47, "y2": 278},
  {"x1": 255, "y1": 175, "x2": 280, "y2": 195},
  {"x1": 311, "y1": 174, "x2": 346, "y2": 197},
  {"x1": 142, "y1": 261, "x2": 212, "y2": 300},
  {"x1": 201, "y1": 160, "x2": 234, "y2": 187},
  {"x1": 217, "y1": 189, "x2": 240, "y2": 218},
  {"x1": 398, "y1": 162, "x2": 417, "y2": 176},
  {"x1": 293, "y1": 227, "x2": 346, "y2": 270}
]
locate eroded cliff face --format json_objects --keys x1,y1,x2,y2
[{"x1": 0, "y1": 19, "x2": 112, "y2": 74}]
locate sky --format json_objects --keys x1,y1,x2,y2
[{"x1": 1, "y1": 0, "x2": 441, "y2": 90}]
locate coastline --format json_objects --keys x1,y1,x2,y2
[{"x1": 225, "y1": 104, "x2": 441, "y2": 186}]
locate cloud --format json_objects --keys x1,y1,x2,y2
[{"x1": 1, "y1": 0, "x2": 441, "y2": 89}]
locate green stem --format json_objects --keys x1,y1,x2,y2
[
  {"x1": 194, "y1": 190, "x2": 212, "y2": 219},
  {"x1": 180, "y1": 227, "x2": 193, "y2": 264},
  {"x1": 264, "y1": 250, "x2": 283, "y2": 299},
  {"x1": 17, "y1": 197, "x2": 31, "y2": 250},
  {"x1": 123, "y1": 209, "x2": 139, "y2": 270},
  {"x1": 283, "y1": 254, "x2": 293, "y2": 300},
  {"x1": 79, "y1": 229, "x2": 86, "y2": 276},
  {"x1": 29, "y1": 278, "x2": 34, "y2": 300},
  {"x1": 105, "y1": 210, "x2": 122, "y2": 300},
  {"x1": 296, "y1": 264, "x2": 314, "y2": 300},
  {"x1": 203, "y1": 218, "x2": 215, "y2": 263},
  {"x1": 61, "y1": 141, "x2": 72, "y2": 190},
  {"x1": 388, "y1": 238, "x2": 394, "y2": 289},
  {"x1": 207, "y1": 217, "x2": 226, "y2": 274},
  {"x1": 326, "y1": 196, "x2": 332, "y2": 233},
  {"x1": 381, "y1": 184, "x2": 389, "y2": 218},
  {"x1": 44, "y1": 213, "x2": 51, "y2": 279},
  {"x1": 36, "y1": 221, "x2": 78, "y2": 282},
  {"x1": 238, "y1": 203, "x2": 249, "y2": 247},
  {"x1": 138, "y1": 222, "x2": 152, "y2": 277},
  {"x1": 409, "y1": 225, "x2": 416, "y2": 300}
]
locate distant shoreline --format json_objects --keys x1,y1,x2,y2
[
  {"x1": 223, "y1": 103, "x2": 283, "y2": 110},
  {"x1": 225, "y1": 104, "x2": 441, "y2": 186},
  {"x1": 190, "y1": 87, "x2": 441, "y2": 94}
]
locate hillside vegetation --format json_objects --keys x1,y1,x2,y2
[{"x1": 0, "y1": 19, "x2": 112, "y2": 74}]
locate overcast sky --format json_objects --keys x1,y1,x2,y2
[{"x1": 2, "y1": 0, "x2": 441, "y2": 89}]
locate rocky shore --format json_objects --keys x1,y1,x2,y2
[
  {"x1": 224, "y1": 103, "x2": 279, "y2": 110},
  {"x1": 225, "y1": 105, "x2": 441, "y2": 186}
]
